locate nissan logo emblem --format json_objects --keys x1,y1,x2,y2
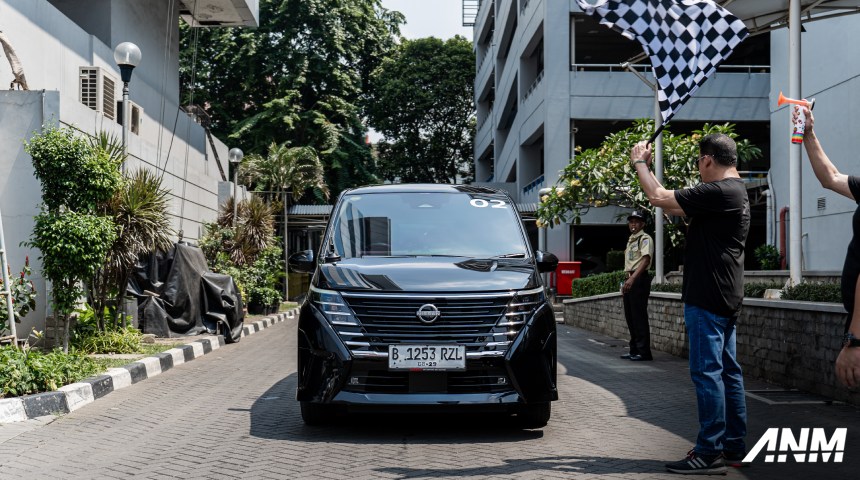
[{"x1": 416, "y1": 304, "x2": 441, "y2": 323}]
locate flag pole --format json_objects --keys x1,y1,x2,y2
[
  {"x1": 623, "y1": 61, "x2": 664, "y2": 283},
  {"x1": 788, "y1": 0, "x2": 803, "y2": 285}
]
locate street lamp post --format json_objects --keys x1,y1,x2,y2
[
  {"x1": 228, "y1": 148, "x2": 244, "y2": 230},
  {"x1": 113, "y1": 42, "x2": 141, "y2": 172}
]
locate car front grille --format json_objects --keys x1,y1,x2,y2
[{"x1": 339, "y1": 292, "x2": 518, "y2": 355}]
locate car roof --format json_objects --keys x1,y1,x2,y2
[{"x1": 346, "y1": 184, "x2": 508, "y2": 196}]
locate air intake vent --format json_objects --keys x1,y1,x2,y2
[
  {"x1": 817, "y1": 197, "x2": 826, "y2": 211},
  {"x1": 79, "y1": 67, "x2": 117, "y2": 121}
]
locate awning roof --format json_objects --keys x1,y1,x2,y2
[
  {"x1": 722, "y1": 0, "x2": 860, "y2": 34},
  {"x1": 179, "y1": 0, "x2": 259, "y2": 27}
]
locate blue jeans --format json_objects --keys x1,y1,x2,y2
[{"x1": 684, "y1": 304, "x2": 747, "y2": 456}]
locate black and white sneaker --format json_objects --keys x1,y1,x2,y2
[{"x1": 665, "y1": 449, "x2": 727, "y2": 475}]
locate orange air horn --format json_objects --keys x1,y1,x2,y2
[
  {"x1": 777, "y1": 91, "x2": 814, "y2": 109},
  {"x1": 777, "y1": 92, "x2": 816, "y2": 144}
]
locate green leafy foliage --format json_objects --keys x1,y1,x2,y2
[
  {"x1": 200, "y1": 223, "x2": 284, "y2": 308},
  {"x1": 754, "y1": 244, "x2": 782, "y2": 270},
  {"x1": 537, "y1": 120, "x2": 762, "y2": 252},
  {"x1": 25, "y1": 126, "x2": 124, "y2": 350},
  {"x1": 0, "y1": 346, "x2": 98, "y2": 398},
  {"x1": 242, "y1": 243, "x2": 285, "y2": 307},
  {"x1": 651, "y1": 283, "x2": 683, "y2": 293},
  {"x1": 744, "y1": 282, "x2": 784, "y2": 299},
  {"x1": 180, "y1": 0, "x2": 404, "y2": 198},
  {"x1": 27, "y1": 210, "x2": 116, "y2": 315},
  {"x1": 605, "y1": 250, "x2": 625, "y2": 273},
  {"x1": 70, "y1": 306, "x2": 143, "y2": 354},
  {"x1": 781, "y1": 283, "x2": 842, "y2": 303},
  {"x1": 570, "y1": 271, "x2": 627, "y2": 298},
  {"x1": 243, "y1": 143, "x2": 330, "y2": 203},
  {"x1": 0, "y1": 257, "x2": 37, "y2": 334},
  {"x1": 366, "y1": 36, "x2": 476, "y2": 183},
  {"x1": 25, "y1": 126, "x2": 123, "y2": 212},
  {"x1": 91, "y1": 167, "x2": 174, "y2": 330}
]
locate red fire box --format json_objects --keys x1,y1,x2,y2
[{"x1": 553, "y1": 261, "x2": 581, "y2": 296}]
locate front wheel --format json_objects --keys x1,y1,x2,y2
[
  {"x1": 517, "y1": 402, "x2": 551, "y2": 429},
  {"x1": 300, "y1": 401, "x2": 333, "y2": 426}
]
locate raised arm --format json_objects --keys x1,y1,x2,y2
[
  {"x1": 630, "y1": 141, "x2": 686, "y2": 216},
  {"x1": 801, "y1": 107, "x2": 855, "y2": 200}
]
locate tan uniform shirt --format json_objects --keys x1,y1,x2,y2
[{"x1": 624, "y1": 230, "x2": 653, "y2": 273}]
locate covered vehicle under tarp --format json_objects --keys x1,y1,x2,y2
[{"x1": 128, "y1": 243, "x2": 244, "y2": 343}]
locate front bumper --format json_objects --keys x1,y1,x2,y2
[{"x1": 295, "y1": 301, "x2": 558, "y2": 406}]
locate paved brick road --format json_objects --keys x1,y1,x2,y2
[{"x1": 1, "y1": 318, "x2": 858, "y2": 479}]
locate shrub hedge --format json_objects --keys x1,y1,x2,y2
[
  {"x1": 0, "y1": 347, "x2": 98, "y2": 398},
  {"x1": 569, "y1": 274, "x2": 840, "y2": 303},
  {"x1": 781, "y1": 282, "x2": 842, "y2": 303}
]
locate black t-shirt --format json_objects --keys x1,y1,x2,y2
[
  {"x1": 675, "y1": 178, "x2": 750, "y2": 317},
  {"x1": 840, "y1": 176, "x2": 860, "y2": 332}
]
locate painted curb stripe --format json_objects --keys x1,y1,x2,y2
[
  {"x1": 154, "y1": 352, "x2": 174, "y2": 372},
  {"x1": 180, "y1": 344, "x2": 195, "y2": 362},
  {"x1": 105, "y1": 368, "x2": 132, "y2": 390},
  {"x1": 0, "y1": 399, "x2": 27, "y2": 423},
  {"x1": 58, "y1": 383, "x2": 95, "y2": 412},
  {"x1": 123, "y1": 362, "x2": 148, "y2": 384},
  {"x1": 22, "y1": 392, "x2": 68, "y2": 418},
  {"x1": 165, "y1": 347, "x2": 186, "y2": 367},
  {"x1": 190, "y1": 342, "x2": 205, "y2": 358},
  {"x1": 83, "y1": 375, "x2": 114, "y2": 400}
]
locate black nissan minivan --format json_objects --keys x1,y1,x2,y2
[{"x1": 289, "y1": 184, "x2": 559, "y2": 427}]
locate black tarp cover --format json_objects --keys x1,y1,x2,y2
[{"x1": 128, "y1": 243, "x2": 244, "y2": 343}]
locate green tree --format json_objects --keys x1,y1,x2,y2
[
  {"x1": 25, "y1": 126, "x2": 122, "y2": 352},
  {"x1": 537, "y1": 120, "x2": 762, "y2": 250},
  {"x1": 366, "y1": 36, "x2": 476, "y2": 184},
  {"x1": 180, "y1": 0, "x2": 404, "y2": 198},
  {"x1": 244, "y1": 142, "x2": 329, "y2": 299}
]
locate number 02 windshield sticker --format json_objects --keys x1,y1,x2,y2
[{"x1": 470, "y1": 198, "x2": 507, "y2": 209}]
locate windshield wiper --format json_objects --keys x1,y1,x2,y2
[{"x1": 490, "y1": 253, "x2": 527, "y2": 259}]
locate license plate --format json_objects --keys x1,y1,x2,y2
[{"x1": 388, "y1": 345, "x2": 466, "y2": 371}]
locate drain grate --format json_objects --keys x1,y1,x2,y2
[{"x1": 746, "y1": 389, "x2": 835, "y2": 405}]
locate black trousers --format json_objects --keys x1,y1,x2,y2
[{"x1": 622, "y1": 272, "x2": 652, "y2": 358}]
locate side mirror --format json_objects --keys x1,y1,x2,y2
[
  {"x1": 288, "y1": 250, "x2": 316, "y2": 273},
  {"x1": 535, "y1": 250, "x2": 559, "y2": 273}
]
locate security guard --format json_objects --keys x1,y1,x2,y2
[{"x1": 621, "y1": 210, "x2": 654, "y2": 361}]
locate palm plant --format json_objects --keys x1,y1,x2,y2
[
  {"x1": 233, "y1": 196, "x2": 275, "y2": 266},
  {"x1": 91, "y1": 168, "x2": 174, "y2": 330},
  {"x1": 243, "y1": 142, "x2": 329, "y2": 299}
]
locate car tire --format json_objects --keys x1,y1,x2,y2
[
  {"x1": 517, "y1": 402, "x2": 551, "y2": 429},
  {"x1": 300, "y1": 401, "x2": 332, "y2": 426}
]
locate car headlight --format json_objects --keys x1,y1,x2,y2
[
  {"x1": 499, "y1": 286, "x2": 545, "y2": 327},
  {"x1": 310, "y1": 285, "x2": 360, "y2": 326}
]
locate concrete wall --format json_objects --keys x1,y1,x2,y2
[
  {"x1": 0, "y1": 92, "x2": 58, "y2": 337},
  {"x1": 769, "y1": 15, "x2": 860, "y2": 270},
  {"x1": 564, "y1": 292, "x2": 860, "y2": 406}
]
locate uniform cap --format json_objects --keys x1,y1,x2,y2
[{"x1": 627, "y1": 210, "x2": 648, "y2": 221}]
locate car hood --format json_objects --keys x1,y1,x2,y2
[{"x1": 314, "y1": 257, "x2": 538, "y2": 292}]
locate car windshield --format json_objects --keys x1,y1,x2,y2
[{"x1": 330, "y1": 192, "x2": 529, "y2": 259}]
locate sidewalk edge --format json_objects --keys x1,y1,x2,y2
[{"x1": 0, "y1": 308, "x2": 298, "y2": 424}]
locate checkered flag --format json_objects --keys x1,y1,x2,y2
[{"x1": 576, "y1": 0, "x2": 748, "y2": 140}]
